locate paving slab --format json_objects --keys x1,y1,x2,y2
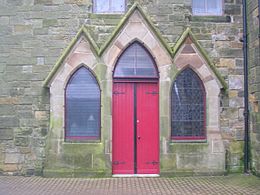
[{"x1": 0, "y1": 175, "x2": 260, "y2": 195}]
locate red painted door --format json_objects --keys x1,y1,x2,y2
[
  {"x1": 112, "y1": 82, "x2": 159, "y2": 174},
  {"x1": 136, "y1": 83, "x2": 159, "y2": 174},
  {"x1": 112, "y1": 83, "x2": 134, "y2": 174}
]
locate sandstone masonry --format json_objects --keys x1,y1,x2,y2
[
  {"x1": 248, "y1": 0, "x2": 260, "y2": 176},
  {"x1": 0, "y1": 0, "x2": 245, "y2": 176}
]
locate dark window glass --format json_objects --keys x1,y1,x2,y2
[
  {"x1": 114, "y1": 42, "x2": 158, "y2": 78},
  {"x1": 171, "y1": 68, "x2": 205, "y2": 140},
  {"x1": 93, "y1": 0, "x2": 125, "y2": 13},
  {"x1": 65, "y1": 67, "x2": 100, "y2": 140},
  {"x1": 193, "y1": 0, "x2": 222, "y2": 15}
]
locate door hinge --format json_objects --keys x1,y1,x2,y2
[
  {"x1": 146, "y1": 161, "x2": 159, "y2": 165},
  {"x1": 113, "y1": 91, "x2": 125, "y2": 95},
  {"x1": 146, "y1": 91, "x2": 159, "y2": 95},
  {"x1": 113, "y1": 161, "x2": 126, "y2": 165}
]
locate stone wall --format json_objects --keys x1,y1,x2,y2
[
  {"x1": 248, "y1": 0, "x2": 260, "y2": 176},
  {"x1": 0, "y1": 0, "x2": 244, "y2": 176}
]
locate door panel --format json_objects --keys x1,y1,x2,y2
[
  {"x1": 112, "y1": 82, "x2": 159, "y2": 174},
  {"x1": 112, "y1": 83, "x2": 134, "y2": 174},
  {"x1": 136, "y1": 83, "x2": 159, "y2": 174}
]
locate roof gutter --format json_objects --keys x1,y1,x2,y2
[{"x1": 242, "y1": 0, "x2": 250, "y2": 174}]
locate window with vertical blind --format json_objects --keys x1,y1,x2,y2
[
  {"x1": 192, "y1": 0, "x2": 223, "y2": 16},
  {"x1": 65, "y1": 66, "x2": 100, "y2": 141},
  {"x1": 93, "y1": 0, "x2": 126, "y2": 13},
  {"x1": 171, "y1": 68, "x2": 206, "y2": 140}
]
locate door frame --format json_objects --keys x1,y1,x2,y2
[{"x1": 112, "y1": 80, "x2": 159, "y2": 175}]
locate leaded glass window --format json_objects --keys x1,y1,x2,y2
[
  {"x1": 65, "y1": 67, "x2": 100, "y2": 141},
  {"x1": 114, "y1": 42, "x2": 158, "y2": 78},
  {"x1": 93, "y1": 0, "x2": 125, "y2": 13},
  {"x1": 171, "y1": 68, "x2": 206, "y2": 140},
  {"x1": 193, "y1": 0, "x2": 222, "y2": 16}
]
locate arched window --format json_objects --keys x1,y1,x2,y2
[
  {"x1": 171, "y1": 68, "x2": 206, "y2": 140},
  {"x1": 65, "y1": 66, "x2": 100, "y2": 141},
  {"x1": 113, "y1": 42, "x2": 158, "y2": 79}
]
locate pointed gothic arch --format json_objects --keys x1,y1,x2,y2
[
  {"x1": 65, "y1": 66, "x2": 101, "y2": 141},
  {"x1": 171, "y1": 67, "x2": 206, "y2": 140},
  {"x1": 113, "y1": 41, "x2": 159, "y2": 80}
]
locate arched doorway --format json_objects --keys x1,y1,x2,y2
[{"x1": 112, "y1": 42, "x2": 159, "y2": 175}]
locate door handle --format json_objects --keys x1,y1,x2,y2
[{"x1": 137, "y1": 136, "x2": 141, "y2": 140}]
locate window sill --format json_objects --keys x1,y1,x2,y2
[
  {"x1": 63, "y1": 140, "x2": 102, "y2": 144},
  {"x1": 190, "y1": 15, "x2": 231, "y2": 23},
  {"x1": 170, "y1": 139, "x2": 207, "y2": 144},
  {"x1": 89, "y1": 13, "x2": 125, "y2": 19}
]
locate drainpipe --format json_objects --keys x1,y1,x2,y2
[
  {"x1": 242, "y1": 0, "x2": 250, "y2": 174},
  {"x1": 259, "y1": 0, "x2": 260, "y2": 38},
  {"x1": 258, "y1": 0, "x2": 260, "y2": 40}
]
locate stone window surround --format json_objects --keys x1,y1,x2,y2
[
  {"x1": 48, "y1": 10, "x2": 224, "y2": 158},
  {"x1": 171, "y1": 67, "x2": 207, "y2": 141},
  {"x1": 113, "y1": 41, "x2": 159, "y2": 79},
  {"x1": 49, "y1": 39, "x2": 101, "y2": 147},
  {"x1": 172, "y1": 43, "x2": 223, "y2": 145},
  {"x1": 64, "y1": 65, "x2": 101, "y2": 142}
]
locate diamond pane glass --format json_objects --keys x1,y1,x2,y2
[
  {"x1": 171, "y1": 68, "x2": 205, "y2": 139},
  {"x1": 66, "y1": 67, "x2": 100, "y2": 140},
  {"x1": 114, "y1": 42, "x2": 158, "y2": 78}
]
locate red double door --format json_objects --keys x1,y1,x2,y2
[{"x1": 112, "y1": 82, "x2": 159, "y2": 174}]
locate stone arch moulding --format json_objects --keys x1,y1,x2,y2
[
  {"x1": 171, "y1": 66, "x2": 207, "y2": 140},
  {"x1": 43, "y1": 2, "x2": 174, "y2": 88},
  {"x1": 173, "y1": 31, "x2": 225, "y2": 135},
  {"x1": 43, "y1": 3, "x2": 227, "y2": 89},
  {"x1": 172, "y1": 30, "x2": 227, "y2": 172},
  {"x1": 64, "y1": 65, "x2": 101, "y2": 141},
  {"x1": 173, "y1": 28, "x2": 227, "y2": 90},
  {"x1": 42, "y1": 32, "x2": 108, "y2": 176},
  {"x1": 42, "y1": 2, "x2": 228, "y2": 175},
  {"x1": 42, "y1": 3, "x2": 175, "y2": 176},
  {"x1": 47, "y1": 36, "x2": 100, "y2": 139},
  {"x1": 102, "y1": 12, "x2": 172, "y2": 73},
  {"x1": 45, "y1": 35, "x2": 101, "y2": 152},
  {"x1": 113, "y1": 40, "x2": 160, "y2": 79}
]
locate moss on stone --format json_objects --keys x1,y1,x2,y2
[
  {"x1": 43, "y1": 3, "x2": 173, "y2": 88},
  {"x1": 43, "y1": 168, "x2": 110, "y2": 178},
  {"x1": 160, "y1": 117, "x2": 169, "y2": 137},
  {"x1": 168, "y1": 143, "x2": 208, "y2": 154},
  {"x1": 93, "y1": 63, "x2": 107, "y2": 82},
  {"x1": 230, "y1": 141, "x2": 244, "y2": 153},
  {"x1": 98, "y1": 2, "x2": 172, "y2": 56},
  {"x1": 43, "y1": 26, "x2": 100, "y2": 87},
  {"x1": 160, "y1": 154, "x2": 176, "y2": 171},
  {"x1": 227, "y1": 141, "x2": 244, "y2": 173},
  {"x1": 173, "y1": 28, "x2": 228, "y2": 90},
  {"x1": 43, "y1": 145, "x2": 110, "y2": 177},
  {"x1": 63, "y1": 143, "x2": 103, "y2": 154}
]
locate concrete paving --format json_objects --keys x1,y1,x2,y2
[{"x1": 0, "y1": 175, "x2": 260, "y2": 195}]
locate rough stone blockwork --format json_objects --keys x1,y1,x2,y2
[
  {"x1": 0, "y1": 0, "x2": 245, "y2": 175},
  {"x1": 248, "y1": 0, "x2": 260, "y2": 176},
  {"x1": 0, "y1": 0, "x2": 96, "y2": 176}
]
